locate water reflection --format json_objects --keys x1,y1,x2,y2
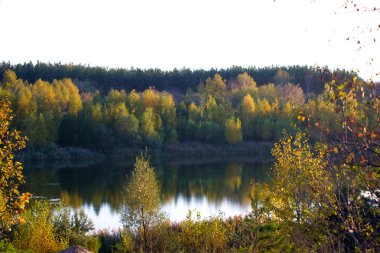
[{"x1": 22, "y1": 159, "x2": 271, "y2": 229}]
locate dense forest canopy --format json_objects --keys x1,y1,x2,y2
[
  {"x1": 0, "y1": 65, "x2": 357, "y2": 152},
  {"x1": 0, "y1": 62, "x2": 356, "y2": 95}
]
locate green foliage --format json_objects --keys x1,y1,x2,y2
[
  {"x1": 0, "y1": 69, "x2": 313, "y2": 150},
  {"x1": 307, "y1": 76, "x2": 380, "y2": 251},
  {"x1": 271, "y1": 130, "x2": 332, "y2": 225},
  {"x1": 13, "y1": 200, "x2": 98, "y2": 253},
  {"x1": 178, "y1": 211, "x2": 227, "y2": 253},
  {"x1": 235, "y1": 72, "x2": 257, "y2": 90},
  {"x1": 0, "y1": 241, "x2": 35, "y2": 253},
  {"x1": 225, "y1": 117, "x2": 243, "y2": 144},
  {"x1": 188, "y1": 102, "x2": 199, "y2": 122},
  {"x1": 113, "y1": 231, "x2": 135, "y2": 253},
  {"x1": 2, "y1": 69, "x2": 18, "y2": 85},
  {"x1": 1, "y1": 62, "x2": 342, "y2": 95},
  {"x1": 225, "y1": 216, "x2": 292, "y2": 253},
  {"x1": 13, "y1": 200, "x2": 68, "y2": 253},
  {"x1": 204, "y1": 74, "x2": 227, "y2": 104},
  {"x1": 105, "y1": 89, "x2": 127, "y2": 105},
  {"x1": 120, "y1": 153, "x2": 165, "y2": 252},
  {"x1": 141, "y1": 107, "x2": 162, "y2": 146},
  {"x1": 115, "y1": 114, "x2": 140, "y2": 143},
  {"x1": 96, "y1": 229, "x2": 123, "y2": 253},
  {"x1": 273, "y1": 69, "x2": 291, "y2": 85},
  {"x1": 53, "y1": 205, "x2": 95, "y2": 239}
]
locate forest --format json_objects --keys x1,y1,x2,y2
[
  {"x1": 0, "y1": 64, "x2": 356, "y2": 156},
  {"x1": 0, "y1": 62, "x2": 344, "y2": 94}
]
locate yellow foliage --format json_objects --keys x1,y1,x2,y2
[
  {"x1": 143, "y1": 88, "x2": 160, "y2": 111},
  {"x1": 32, "y1": 79, "x2": 57, "y2": 112},
  {"x1": 0, "y1": 98, "x2": 31, "y2": 239},
  {"x1": 242, "y1": 94, "x2": 256, "y2": 121},
  {"x1": 128, "y1": 89, "x2": 142, "y2": 113},
  {"x1": 261, "y1": 98, "x2": 272, "y2": 115},
  {"x1": 204, "y1": 74, "x2": 227, "y2": 103},
  {"x1": 188, "y1": 102, "x2": 199, "y2": 122},
  {"x1": 271, "y1": 130, "x2": 333, "y2": 225},
  {"x1": 236, "y1": 72, "x2": 257, "y2": 89},
  {"x1": 13, "y1": 200, "x2": 68, "y2": 253},
  {"x1": 224, "y1": 117, "x2": 243, "y2": 144}
]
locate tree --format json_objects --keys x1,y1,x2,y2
[
  {"x1": 271, "y1": 130, "x2": 334, "y2": 248},
  {"x1": 224, "y1": 117, "x2": 243, "y2": 144},
  {"x1": 305, "y1": 76, "x2": 380, "y2": 251},
  {"x1": 242, "y1": 94, "x2": 256, "y2": 121},
  {"x1": 141, "y1": 107, "x2": 162, "y2": 146},
  {"x1": 32, "y1": 79, "x2": 57, "y2": 113},
  {"x1": 273, "y1": 69, "x2": 291, "y2": 85},
  {"x1": 258, "y1": 98, "x2": 272, "y2": 116},
  {"x1": 258, "y1": 83, "x2": 277, "y2": 102},
  {"x1": 65, "y1": 78, "x2": 83, "y2": 115},
  {"x1": 115, "y1": 114, "x2": 139, "y2": 144},
  {"x1": 188, "y1": 102, "x2": 199, "y2": 122},
  {"x1": 13, "y1": 200, "x2": 68, "y2": 253},
  {"x1": 159, "y1": 92, "x2": 177, "y2": 141},
  {"x1": 142, "y1": 88, "x2": 160, "y2": 112},
  {"x1": 271, "y1": 130, "x2": 333, "y2": 224},
  {"x1": 204, "y1": 74, "x2": 227, "y2": 104},
  {"x1": 2, "y1": 70, "x2": 17, "y2": 86},
  {"x1": 120, "y1": 153, "x2": 164, "y2": 253},
  {"x1": 241, "y1": 94, "x2": 256, "y2": 138},
  {"x1": 235, "y1": 72, "x2": 257, "y2": 90},
  {"x1": 0, "y1": 98, "x2": 31, "y2": 239},
  {"x1": 105, "y1": 89, "x2": 127, "y2": 104},
  {"x1": 127, "y1": 89, "x2": 142, "y2": 114},
  {"x1": 275, "y1": 83, "x2": 305, "y2": 106}
]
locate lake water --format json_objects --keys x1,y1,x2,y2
[{"x1": 22, "y1": 158, "x2": 271, "y2": 230}]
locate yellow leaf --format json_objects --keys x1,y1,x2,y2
[{"x1": 18, "y1": 216, "x2": 26, "y2": 224}]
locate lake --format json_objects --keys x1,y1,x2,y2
[{"x1": 22, "y1": 158, "x2": 271, "y2": 230}]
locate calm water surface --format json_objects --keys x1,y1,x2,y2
[{"x1": 22, "y1": 158, "x2": 271, "y2": 230}]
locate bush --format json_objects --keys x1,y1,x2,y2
[
  {"x1": 178, "y1": 211, "x2": 227, "y2": 253},
  {"x1": 96, "y1": 229, "x2": 122, "y2": 253},
  {"x1": 113, "y1": 231, "x2": 135, "y2": 253},
  {"x1": 13, "y1": 200, "x2": 68, "y2": 253},
  {"x1": 53, "y1": 204, "x2": 98, "y2": 252},
  {"x1": 70, "y1": 234, "x2": 101, "y2": 253},
  {"x1": 0, "y1": 241, "x2": 35, "y2": 253}
]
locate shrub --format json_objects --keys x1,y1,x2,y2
[
  {"x1": 13, "y1": 200, "x2": 68, "y2": 253},
  {"x1": 178, "y1": 211, "x2": 227, "y2": 253},
  {"x1": 0, "y1": 241, "x2": 35, "y2": 253}
]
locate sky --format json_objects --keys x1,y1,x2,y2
[{"x1": 0, "y1": 0, "x2": 379, "y2": 80}]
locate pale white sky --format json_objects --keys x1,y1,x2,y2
[{"x1": 0, "y1": 0, "x2": 379, "y2": 80}]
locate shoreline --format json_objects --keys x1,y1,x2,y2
[{"x1": 18, "y1": 141, "x2": 274, "y2": 163}]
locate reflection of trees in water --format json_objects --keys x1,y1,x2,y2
[
  {"x1": 225, "y1": 163, "x2": 243, "y2": 191},
  {"x1": 55, "y1": 162, "x2": 130, "y2": 212},
  {"x1": 159, "y1": 162, "x2": 270, "y2": 206},
  {"x1": 23, "y1": 161, "x2": 133, "y2": 212},
  {"x1": 23, "y1": 159, "x2": 271, "y2": 213}
]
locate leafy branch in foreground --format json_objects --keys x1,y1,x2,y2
[{"x1": 0, "y1": 98, "x2": 31, "y2": 240}]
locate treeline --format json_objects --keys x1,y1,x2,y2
[
  {"x1": 1, "y1": 69, "x2": 345, "y2": 152},
  {"x1": 0, "y1": 61, "x2": 355, "y2": 95}
]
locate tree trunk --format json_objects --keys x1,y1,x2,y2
[{"x1": 141, "y1": 206, "x2": 147, "y2": 253}]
